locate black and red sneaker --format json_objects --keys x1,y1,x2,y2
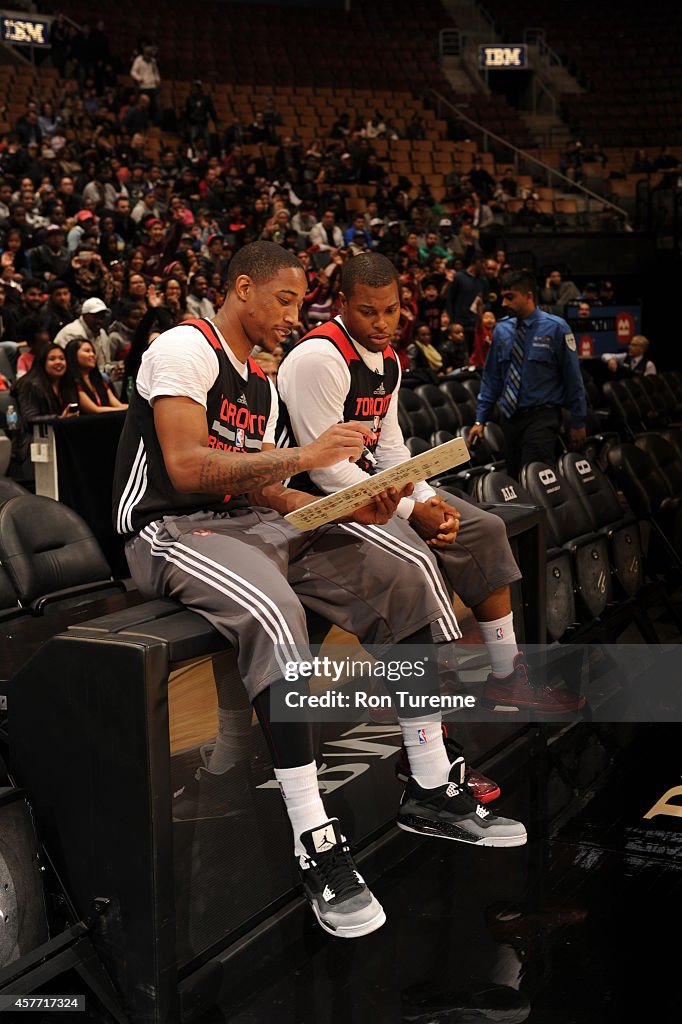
[
  {"x1": 482, "y1": 652, "x2": 587, "y2": 714},
  {"x1": 395, "y1": 725, "x2": 501, "y2": 805}
]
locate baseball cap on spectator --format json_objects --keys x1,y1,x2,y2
[
  {"x1": 46, "y1": 224, "x2": 64, "y2": 233},
  {"x1": 75, "y1": 210, "x2": 94, "y2": 223},
  {"x1": 439, "y1": 218, "x2": 452, "y2": 227},
  {"x1": 81, "y1": 297, "x2": 109, "y2": 314},
  {"x1": 370, "y1": 218, "x2": 384, "y2": 226},
  {"x1": 388, "y1": 221, "x2": 400, "y2": 228},
  {"x1": 207, "y1": 233, "x2": 224, "y2": 245},
  {"x1": 146, "y1": 218, "x2": 163, "y2": 228},
  {"x1": 142, "y1": 186, "x2": 156, "y2": 196}
]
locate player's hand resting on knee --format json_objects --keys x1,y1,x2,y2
[{"x1": 409, "y1": 497, "x2": 461, "y2": 547}]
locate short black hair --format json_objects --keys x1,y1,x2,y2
[
  {"x1": 48, "y1": 278, "x2": 70, "y2": 295},
  {"x1": 17, "y1": 314, "x2": 46, "y2": 345},
  {"x1": 501, "y1": 270, "x2": 537, "y2": 297},
  {"x1": 226, "y1": 241, "x2": 302, "y2": 289},
  {"x1": 340, "y1": 252, "x2": 399, "y2": 298}
]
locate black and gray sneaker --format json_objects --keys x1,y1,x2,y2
[
  {"x1": 172, "y1": 746, "x2": 252, "y2": 823},
  {"x1": 396, "y1": 758, "x2": 527, "y2": 848},
  {"x1": 299, "y1": 819, "x2": 386, "y2": 938}
]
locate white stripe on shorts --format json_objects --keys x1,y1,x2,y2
[
  {"x1": 141, "y1": 523, "x2": 305, "y2": 673},
  {"x1": 338, "y1": 521, "x2": 461, "y2": 642}
]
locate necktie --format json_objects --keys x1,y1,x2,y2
[{"x1": 498, "y1": 319, "x2": 527, "y2": 418}]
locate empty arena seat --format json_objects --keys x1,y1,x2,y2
[
  {"x1": 475, "y1": 467, "x2": 575, "y2": 641},
  {"x1": 483, "y1": 422, "x2": 507, "y2": 461},
  {"x1": 0, "y1": 495, "x2": 125, "y2": 612},
  {"x1": 398, "y1": 389, "x2": 437, "y2": 441},
  {"x1": 602, "y1": 380, "x2": 644, "y2": 436},
  {"x1": 607, "y1": 443, "x2": 678, "y2": 518},
  {"x1": 459, "y1": 376, "x2": 481, "y2": 402},
  {"x1": 474, "y1": 468, "x2": 532, "y2": 505},
  {"x1": 626, "y1": 377, "x2": 665, "y2": 430},
  {"x1": 635, "y1": 433, "x2": 682, "y2": 496},
  {"x1": 558, "y1": 452, "x2": 643, "y2": 597},
  {"x1": 521, "y1": 462, "x2": 612, "y2": 619},
  {"x1": 438, "y1": 381, "x2": 477, "y2": 426},
  {"x1": 414, "y1": 384, "x2": 461, "y2": 434},
  {"x1": 405, "y1": 436, "x2": 431, "y2": 457},
  {"x1": 0, "y1": 479, "x2": 26, "y2": 505}
]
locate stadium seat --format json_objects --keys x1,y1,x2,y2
[
  {"x1": 405, "y1": 436, "x2": 431, "y2": 457},
  {"x1": 0, "y1": 478, "x2": 26, "y2": 507},
  {"x1": 438, "y1": 381, "x2": 477, "y2": 426},
  {"x1": 414, "y1": 384, "x2": 461, "y2": 434},
  {"x1": 634, "y1": 433, "x2": 682, "y2": 496},
  {"x1": 558, "y1": 452, "x2": 643, "y2": 598},
  {"x1": 521, "y1": 461, "x2": 612, "y2": 620},
  {"x1": 473, "y1": 468, "x2": 532, "y2": 506},
  {"x1": 0, "y1": 434, "x2": 10, "y2": 477},
  {"x1": 398, "y1": 388, "x2": 438, "y2": 441},
  {"x1": 607, "y1": 442, "x2": 682, "y2": 571},
  {"x1": 476, "y1": 467, "x2": 577, "y2": 641},
  {"x1": 0, "y1": 495, "x2": 126, "y2": 613},
  {"x1": 483, "y1": 422, "x2": 507, "y2": 461}
]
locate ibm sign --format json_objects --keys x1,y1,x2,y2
[
  {"x1": 1, "y1": 13, "x2": 51, "y2": 47},
  {"x1": 479, "y1": 45, "x2": 527, "y2": 70}
]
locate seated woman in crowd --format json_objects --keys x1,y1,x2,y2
[
  {"x1": 10, "y1": 343, "x2": 79, "y2": 482},
  {"x1": 124, "y1": 269, "x2": 148, "y2": 309},
  {"x1": 160, "y1": 275, "x2": 188, "y2": 324},
  {"x1": 65, "y1": 337, "x2": 128, "y2": 414}
]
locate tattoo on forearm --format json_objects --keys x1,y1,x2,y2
[{"x1": 197, "y1": 449, "x2": 304, "y2": 494}]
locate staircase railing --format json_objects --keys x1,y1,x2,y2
[{"x1": 429, "y1": 87, "x2": 630, "y2": 225}]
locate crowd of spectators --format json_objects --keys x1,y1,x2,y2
[{"x1": 0, "y1": 29, "x2": 640, "y2": 473}]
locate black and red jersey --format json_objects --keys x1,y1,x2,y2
[
  {"x1": 112, "y1": 318, "x2": 272, "y2": 536},
  {"x1": 277, "y1": 317, "x2": 399, "y2": 492}
]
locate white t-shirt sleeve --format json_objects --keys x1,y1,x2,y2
[
  {"x1": 135, "y1": 326, "x2": 220, "y2": 407},
  {"x1": 277, "y1": 341, "x2": 435, "y2": 515},
  {"x1": 277, "y1": 340, "x2": 372, "y2": 493}
]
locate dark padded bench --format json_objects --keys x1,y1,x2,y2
[{"x1": 67, "y1": 598, "x2": 226, "y2": 666}]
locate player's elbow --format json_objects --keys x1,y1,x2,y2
[{"x1": 164, "y1": 452, "x2": 201, "y2": 494}]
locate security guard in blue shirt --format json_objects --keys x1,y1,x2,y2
[{"x1": 469, "y1": 270, "x2": 586, "y2": 479}]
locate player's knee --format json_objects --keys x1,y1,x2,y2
[{"x1": 479, "y1": 507, "x2": 510, "y2": 552}]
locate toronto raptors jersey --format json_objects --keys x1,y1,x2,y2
[
  {"x1": 112, "y1": 318, "x2": 272, "y2": 536},
  {"x1": 278, "y1": 317, "x2": 399, "y2": 492}
]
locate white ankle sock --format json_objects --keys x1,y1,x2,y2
[
  {"x1": 399, "y1": 715, "x2": 451, "y2": 790},
  {"x1": 274, "y1": 761, "x2": 329, "y2": 857},
  {"x1": 478, "y1": 613, "x2": 518, "y2": 677},
  {"x1": 206, "y1": 705, "x2": 254, "y2": 774}
]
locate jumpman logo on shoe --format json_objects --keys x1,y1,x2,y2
[{"x1": 313, "y1": 825, "x2": 335, "y2": 853}]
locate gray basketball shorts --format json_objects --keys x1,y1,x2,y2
[
  {"x1": 429, "y1": 488, "x2": 522, "y2": 609},
  {"x1": 125, "y1": 508, "x2": 460, "y2": 701}
]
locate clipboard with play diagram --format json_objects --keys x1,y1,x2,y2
[{"x1": 284, "y1": 437, "x2": 470, "y2": 531}]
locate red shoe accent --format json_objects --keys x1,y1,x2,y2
[
  {"x1": 482, "y1": 652, "x2": 586, "y2": 714},
  {"x1": 395, "y1": 725, "x2": 501, "y2": 804}
]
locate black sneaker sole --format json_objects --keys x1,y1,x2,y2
[{"x1": 396, "y1": 814, "x2": 527, "y2": 847}]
